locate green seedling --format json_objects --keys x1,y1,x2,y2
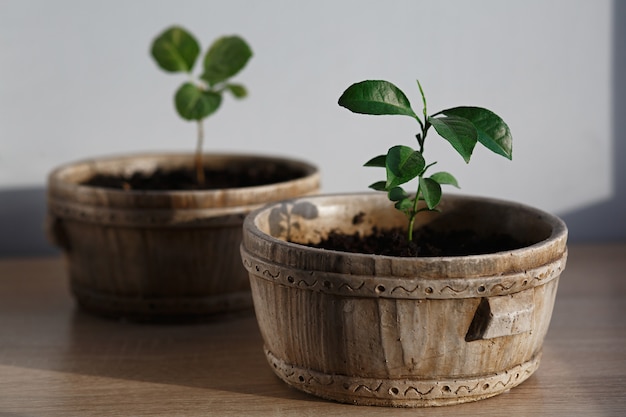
[
  {"x1": 338, "y1": 80, "x2": 512, "y2": 242},
  {"x1": 151, "y1": 26, "x2": 252, "y2": 185}
]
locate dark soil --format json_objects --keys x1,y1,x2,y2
[
  {"x1": 83, "y1": 163, "x2": 306, "y2": 191},
  {"x1": 308, "y1": 226, "x2": 530, "y2": 257}
]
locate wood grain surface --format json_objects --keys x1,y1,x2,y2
[
  {"x1": 0, "y1": 244, "x2": 625, "y2": 416},
  {"x1": 241, "y1": 193, "x2": 569, "y2": 407},
  {"x1": 46, "y1": 153, "x2": 321, "y2": 320}
]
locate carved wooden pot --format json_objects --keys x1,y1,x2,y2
[
  {"x1": 240, "y1": 193, "x2": 568, "y2": 407},
  {"x1": 47, "y1": 153, "x2": 320, "y2": 321}
]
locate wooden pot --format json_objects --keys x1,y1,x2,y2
[
  {"x1": 47, "y1": 153, "x2": 320, "y2": 321},
  {"x1": 240, "y1": 193, "x2": 568, "y2": 407}
]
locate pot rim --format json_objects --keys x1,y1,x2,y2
[
  {"x1": 47, "y1": 151, "x2": 320, "y2": 210},
  {"x1": 242, "y1": 192, "x2": 568, "y2": 278}
]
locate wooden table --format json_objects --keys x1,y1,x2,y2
[{"x1": 0, "y1": 244, "x2": 624, "y2": 416}]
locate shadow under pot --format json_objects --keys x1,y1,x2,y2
[
  {"x1": 47, "y1": 152, "x2": 320, "y2": 322},
  {"x1": 240, "y1": 193, "x2": 568, "y2": 407}
]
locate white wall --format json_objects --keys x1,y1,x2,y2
[{"x1": 0, "y1": 0, "x2": 616, "y2": 254}]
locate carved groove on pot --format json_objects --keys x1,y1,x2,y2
[
  {"x1": 48, "y1": 199, "x2": 255, "y2": 228},
  {"x1": 241, "y1": 247, "x2": 565, "y2": 299},
  {"x1": 266, "y1": 348, "x2": 541, "y2": 407}
]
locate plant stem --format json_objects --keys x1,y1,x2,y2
[
  {"x1": 195, "y1": 120, "x2": 205, "y2": 186},
  {"x1": 418, "y1": 80, "x2": 427, "y2": 119},
  {"x1": 408, "y1": 84, "x2": 432, "y2": 242},
  {"x1": 407, "y1": 182, "x2": 422, "y2": 242}
]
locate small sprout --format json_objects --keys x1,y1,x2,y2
[
  {"x1": 338, "y1": 79, "x2": 512, "y2": 243},
  {"x1": 151, "y1": 26, "x2": 252, "y2": 185}
]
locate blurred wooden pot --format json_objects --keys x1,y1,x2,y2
[
  {"x1": 240, "y1": 193, "x2": 568, "y2": 407},
  {"x1": 47, "y1": 153, "x2": 320, "y2": 321}
]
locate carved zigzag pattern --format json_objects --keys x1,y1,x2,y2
[
  {"x1": 266, "y1": 348, "x2": 540, "y2": 402},
  {"x1": 241, "y1": 252, "x2": 564, "y2": 299}
]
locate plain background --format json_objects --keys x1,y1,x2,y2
[{"x1": 0, "y1": 0, "x2": 624, "y2": 256}]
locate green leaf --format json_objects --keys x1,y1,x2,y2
[
  {"x1": 151, "y1": 26, "x2": 200, "y2": 73},
  {"x1": 364, "y1": 154, "x2": 386, "y2": 167},
  {"x1": 174, "y1": 82, "x2": 222, "y2": 121},
  {"x1": 441, "y1": 107, "x2": 512, "y2": 159},
  {"x1": 368, "y1": 181, "x2": 387, "y2": 191},
  {"x1": 419, "y1": 177, "x2": 442, "y2": 209},
  {"x1": 338, "y1": 80, "x2": 418, "y2": 118},
  {"x1": 395, "y1": 197, "x2": 414, "y2": 212},
  {"x1": 428, "y1": 115, "x2": 478, "y2": 163},
  {"x1": 388, "y1": 186, "x2": 408, "y2": 201},
  {"x1": 225, "y1": 83, "x2": 248, "y2": 99},
  {"x1": 385, "y1": 145, "x2": 425, "y2": 189},
  {"x1": 430, "y1": 171, "x2": 460, "y2": 188},
  {"x1": 201, "y1": 35, "x2": 253, "y2": 86}
]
